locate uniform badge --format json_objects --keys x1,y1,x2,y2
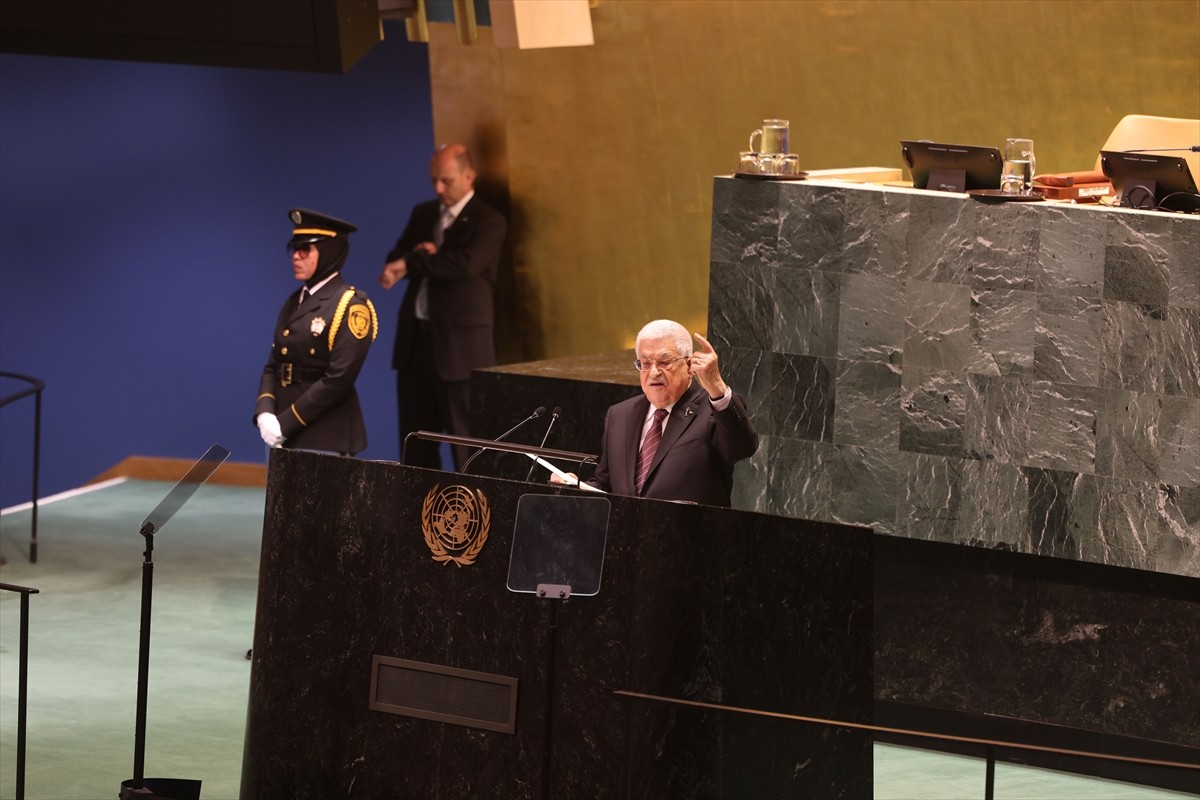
[
  {"x1": 310, "y1": 316, "x2": 326, "y2": 336},
  {"x1": 347, "y1": 304, "x2": 371, "y2": 340},
  {"x1": 421, "y1": 484, "x2": 491, "y2": 567}
]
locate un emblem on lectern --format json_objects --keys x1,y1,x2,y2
[{"x1": 421, "y1": 484, "x2": 491, "y2": 567}]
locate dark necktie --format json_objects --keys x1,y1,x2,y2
[
  {"x1": 635, "y1": 408, "x2": 668, "y2": 495},
  {"x1": 417, "y1": 209, "x2": 453, "y2": 319},
  {"x1": 433, "y1": 208, "x2": 453, "y2": 247}
]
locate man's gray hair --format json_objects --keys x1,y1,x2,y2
[{"x1": 636, "y1": 319, "x2": 692, "y2": 357}]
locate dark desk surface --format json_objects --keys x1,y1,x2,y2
[{"x1": 479, "y1": 349, "x2": 639, "y2": 386}]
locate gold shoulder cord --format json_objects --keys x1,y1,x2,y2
[
  {"x1": 366, "y1": 297, "x2": 379, "y2": 341},
  {"x1": 327, "y1": 288, "x2": 356, "y2": 350},
  {"x1": 328, "y1": 289, "x2": 379, "y2": 348}
]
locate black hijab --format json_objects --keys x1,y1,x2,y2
[{"x1": 307, "y1": 235, "x2": 349, "y2": 289}]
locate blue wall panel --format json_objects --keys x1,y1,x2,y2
[{"x1": 0, "y1": 28, "x2": 434, "y2": 507}]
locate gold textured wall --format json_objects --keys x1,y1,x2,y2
[{"x1": 424, "y1": 0, "x2": 1200, "y2": 363}]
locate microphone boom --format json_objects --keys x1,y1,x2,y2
[
  {"x1": 460, "y1": 406, "x2": 546, "y2": 474},
  {"x1": 524, "y1": 406, "x2": 561, "y2": 482}
]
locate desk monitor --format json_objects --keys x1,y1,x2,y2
[
  {"x1": 1100, "y1": 150, "x2": 1199, "y2": 211},
  {"x1": 900, "y1": 140, "x2": 1003, "y2": 192}
]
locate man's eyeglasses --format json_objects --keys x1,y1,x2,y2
[{"x1": 634, "y1": 355, "x2": 688, "y2": 372}]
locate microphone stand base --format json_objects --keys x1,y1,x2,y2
[{"x1": 120, "y1": 778, "x2": 203, "y2": 800}]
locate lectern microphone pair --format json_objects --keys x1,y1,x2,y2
[
  {"x1": 406, "y1": 423, "x2": 598, "y2": 488},
  {"x1": 457, "y1": 404, "x2": 560, "y2": 475},
  {"x1": 406, "y1": 405, "x2": 584, "y2": 482}
]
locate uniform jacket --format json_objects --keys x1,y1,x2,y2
[
  {"x1": 591, "y1": 382, "x2": 758, "y2": 507},
  {"x1": 255, "y1": 274, "x2": 377, "y2": 454},
  {"x1": 386, "y1": 195, "x2": 507, "y2": 382}
]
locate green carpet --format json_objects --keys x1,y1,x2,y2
[
  {"x1": 873, "y1": 743, "x2": 1195, "y2": 799},
  {"x1": 1, "y1": 479, "x2": 1193, "y2": 800},
  {"x1": 1, "y1": 479, "x2": 262, "y2": 800}
]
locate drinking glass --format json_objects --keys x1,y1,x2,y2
[
  {"x1": 1001, "y1": 138, "x2": 1036, "y2": 194},
  {"x1": 749, "y1": 119, "x2": 790, "y2": 155},
  {"x1": 738, "y1": 151, "x2": 761, "y2": 174},
  {"x1": 757, "y1": 153, "x2": 781, "y2": 175}
]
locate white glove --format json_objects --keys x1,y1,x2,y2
[{"x1": 256, "y1": 412, "x2": 284, "y2": 448}]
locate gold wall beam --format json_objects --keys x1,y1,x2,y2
[
  {"x1": 404, "y1": 0, "x2": 429, "y2": 42},
  {"x1": 452, "y1": 0, "x2": 478, "y2": 45},
  {"x1": 489, "y1": 0, "x2": 594, "y2": 49}
]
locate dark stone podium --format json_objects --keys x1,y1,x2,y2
[
  {"x1": 241, "y1": 449, "x2": 874, "y2": 799},
  {"x1": 707, "y1": 176, "x2": 1199, "y2": 579}
]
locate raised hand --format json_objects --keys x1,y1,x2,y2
[{"x1": 689, "y1": 332, "x2": 728, "y2": 400}]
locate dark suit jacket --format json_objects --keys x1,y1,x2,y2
[
  {"x1": 591, "y1": 383, "x2": 758, "y2": 507},
  {"x1": 387, "y1": 195, "x2": 507, "y2": 382},
  {"x1": 255, "y1": 275, "x2": 377, "y2": 454}
]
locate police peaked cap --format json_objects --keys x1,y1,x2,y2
[{"x1": 288, "y1": 208, "x2": 358, "y2": 248}]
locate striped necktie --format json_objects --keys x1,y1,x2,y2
[
  {"x1": 417, "y1": 208, "x2": 454, "y2": 320},
  {"x1": 433, "y1": 207, "x2": 454, "y2": 247},
  {"x1": 635, "y1": 408, "x2": 668, "y2": 495}
]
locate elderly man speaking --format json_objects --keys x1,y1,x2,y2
[{"x1": 556, "y1": 319, "x2": 758, "y2": 507}]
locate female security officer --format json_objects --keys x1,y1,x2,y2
[{"x1": 254, "y1": 209, "x2": 378, "y2": 455}]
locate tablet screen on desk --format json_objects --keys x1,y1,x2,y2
[
  {"x1": 1100, "y1": 150, "x2": 1199, "y2": 210},
  {"x1": 901, "y1": 140, "x2": 1003, "y2": 191}
]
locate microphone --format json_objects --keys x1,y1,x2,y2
[
  {"x1": 460, "y1": 406, "x2": 546, "y2": 473},
  {"x1": 524, "y1": 406, "x2": 561, "y2": 481}
]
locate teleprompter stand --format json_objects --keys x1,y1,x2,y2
[
  {"x1": 120, "y1": 444, "x2": 230, "y2": 800},
  {"x1": 506, "y1": 493, "x2": 612, "y2": 800}
]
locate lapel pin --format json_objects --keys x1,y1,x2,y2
[{"x1": 684, "y1": 406, "x2": 694, "y2": 417}]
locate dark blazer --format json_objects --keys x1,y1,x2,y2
[
  {"x1": 387, "y1": 195, "x2": 507, "y2": 382},
  {"x1": 591, "y1": 382, "x2": 758, "y2": 507},
  {"x1": 254, "y1": 275, "x2": 377, "y2": 454}
]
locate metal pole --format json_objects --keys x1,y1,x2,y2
[
  {"x1": 30, "y1": 390, "x2": 41, "y2": 564},
  {"x1": 541, "y1": 602, "x2": 559, "y2": 800},
  {"x1": 985, "y1": 745, "x2": 995, "y2": 800},
  {"x1": 132, "y1": 529, "x2": 155, "y2": 789},
  {"x1": 16, "y1": 591, "x2": 31, "y2": 800},
  {"x1": 0, "y1": 583, "x2": 39, "y2": 800}
]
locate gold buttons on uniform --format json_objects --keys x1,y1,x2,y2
[
  {"x1": 283, "y1": 328, "x2": 290, "y2": 337},
  {"x1": 281, "y1": 347, "x2": 288, "y2": 355},
  {"x1": 309, "y1": 348, "x2": 316, "y2": 355}
]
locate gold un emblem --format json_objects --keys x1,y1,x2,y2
[{"x1": 421, "y1": 484, "x2": 491, "y2": 567}]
